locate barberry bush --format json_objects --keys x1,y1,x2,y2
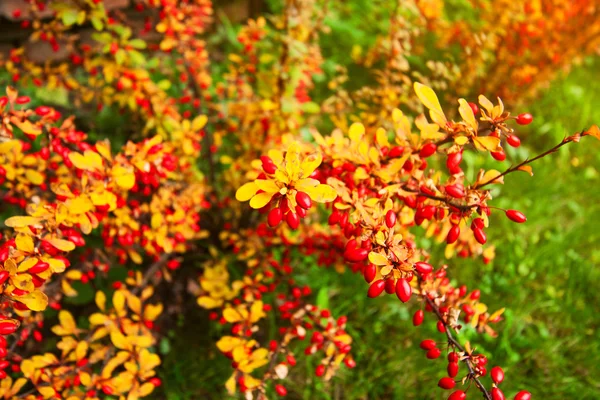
[{"x1": 0, "y1": 0, "x2": 599, "y2": 399}]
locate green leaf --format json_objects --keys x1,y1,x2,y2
[
  {"x1": 301, "y1": 102, "x2": 321, "y2": 114},
  {"x1": 61, "y1": 9, "x2": 79, "y2": 26},
  {"x1": 316, "y1": 287, "x2": 329, "y2": 310},
  {"x1": 91, "y1": 17, "x2": 104, "y2": 31},
  {"x1": 129, "y1": 39, "x2": 147, "y2": 50}
]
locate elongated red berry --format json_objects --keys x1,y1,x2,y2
[
  {"x1": 414, "y1": 262, "x2": 433, "y2": 275},
  {"x1": 514, "y1": 391, "x2": 531, "y2": 400},
  {"x1": 491, "y1": 149, "x2": 506, "y2": 161},
  {"x1": 384, "y1": 278, "x2": 396, "y2": 294},
  {"x1": 473, "y1": 227, "x2": 487, "y2": 244},
  {"x1": 345, "y1": 248, "x2": 368, "y2": 262},
  {"x1": 516, "y1": 113, "x2": 533, "y2": 125},
  {"x1": 491, "y1": 366, "x2": 504, "y2": 384},
  {"x1": 413, "y1": 310, "x2": 424, "y2": 326},
  {"x1": 447, "y1": 225, "x2": 460, "y2": 244},
  {"x1": 367, "y1": 280, "x2": 386, "y2": 298},
  {"x1": 438, "y1": 377, "x2": 456, "y2": 390},
  {"x1": 286, "y1": 212, "x2": 300, "y2": 229},
  {"x1": 385, "y1": 210, "x2": 396, "y2": 228},
  {"x1": 447, "y1": 151, "x2": 463, "y2": 172},
  {"x1": 445, "y1": 184, "x2": 465, "y2": 199},
  {"x1": 420, "y1": 339, "x2": 436, "y2": 350},
  {"x1": 0, "y1": 321, "x2": 18, "y2": 335},
  {"x1": 275, "y1": 384, "x2": 287, "y2": 396},
  {"x1": 0, "y1": 271, "x2": 9, "y2": 285},
  {"x1": 506, "y1": 134, "x2": 521, "y2": 147},
  {"x1": 468, "y1": 102, "x2": 479, "y2": 115},
  {"x1": 296, "y1": 191, "x2": 312, "y2": 209},
  {"x1": 506, "y1": 209, "x2": 526, "y2": 223},
  {"x1": 268, "y1": 208, "x2": 282, "y2": 227},
  {"x1": 426, "y1": 348, "x2": 441, "y2": 359},
  {"x1": 420, "y1": 143, "x2": 437, "y2": 158},
  {"x1": 363, "y1": 264, "x2": 377, "y2": 283},
  {"x1": 492, "y1": 388, "x2": 505, "y2": 400},
  {"x1": 447, "y1": 361, "x2": 459, "y2": 377},
  {"x1": 395, "y1": 278, "x2": 412, "y2": 302},
  {"x1": 448, "y1": 390, "x2": 467, "y2": 400}
]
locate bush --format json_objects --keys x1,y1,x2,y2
[{"x1": 0, "y1": 1, "x2": 598, "y2": 399}]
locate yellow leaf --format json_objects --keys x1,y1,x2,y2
[
  {"x1": 300, "y1": 152, "x2": 322, "y2": 178},
  {"x1": 348, "y1": 122, "x2": 365, "y2": 142},
  {"x1": 11, "y1": 274, "x2": 34, "y2": 292},
  {"x1": 478, "y1": 95, "x2": 494, "y2": 112},
  {"x1": 235, "y1": 182, "x2": 259, "y2": 202},
  {"x1": 197, "y1": 296, "x2": 221, "y2": 309},
  {"x1": 192, "y1": 115, "x2": 208, "y2": 131},
  {"x1": 48, "y1": 258, "x2": 66, "y2": 273},
  {"x1": 223, "y1": 307, "x2": 243, "y2": 323},
  {"x1": 249, "y1": 192, "x2": 274, "y2": 209},
  {"x1": 96, "y1": 291, "x2": 106, "y2": 311},
  {"x1": 112, "y1": 165, "x2": 135, "y2": 190},
  {"x1": 18, "y1": 257, "x2": 38, "y2": 272},
  {"x1": 75, "y1": 341, "x2": 88, "y2": 360},
  {"x1": 15, "y1": 234, "x2": 35, "y2": 253},
  {"x1": 25, "y1": 169, "x2": 44, "y2": 185},
  {"x1": 480, "y1": 169, "x2": 504, "y2": 185},
  {"x1": 143, "y1": 303, "x2": 163, "y2": 321},
  {"x1": 96, "y1": 140, "x2": 113, "y2": 161},
  {"x1": 15, "y1": 290, "x2": 48, "y2": 311},
  {"x1": 127, "y1": 294, "x2": 142, "y2": 315},
  {"x1": 458, "y1": 99, "x2": 477, "y2": 130},
  {"x1": 46, "y1": 238, "x2": 76, "y2": 252},
  {"x1": 113, "y1": 291, "x2": 126, "y2": 314},
  {"x1": 138, "y1": 382, "x2": 155, "y2": 397},
  {"x1": 368, "y1": 252, "x2": 389, "y2": 265},
  {"x1": 517, "y1": 165, "x2": 533, "y2": 176},
  {"x1": 69, "y1": 151, "x2": 102, "y2": 171},
  {"x1": 414, "y1": 82, "x2": 447, "y2": 126},
  {"x1": 57, "y1": 313, "x2": 76, "y2": 336},
  {"x1": 454, "y1": 136, "x2": 469, "y2": 145},
  {"x1": 302, "y1": 184, "x2": 337, "y2": 203},
  {"x1": 584, "y1": 125, "x2": 600, "y2": 140},
  {"x1": 473, "y1": 136, "x2": 500, "y2": 152},
  {"x1": 111, "y1": 331, "x2": 129, "y2": 349},
  {"x1": 254, "y1": 179, "x2": 280, "y2": 193},
  {"x1": 14, "y1": 120, "x2": 42, "y2": 136}
]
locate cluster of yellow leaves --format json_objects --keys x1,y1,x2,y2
[
  {"x1": 236, "y1": 142, "x2": 337, "y2": 209},
  {"x1": 196, "y1": 260, "x2": 243, "y2": 309},
  {"x1": 20, "y1": 288, "x2": 163, "y2": 400}
]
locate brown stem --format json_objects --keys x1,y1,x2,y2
[
  {"x1": 132, "y1": 253, "x2": 170, "y2": 295},
  {"x1": 424, "y1": 295, "x2": 492, "y2": 400},
  {"x1": 474, "y1": 133, "x2": 581, "y2": 189}
]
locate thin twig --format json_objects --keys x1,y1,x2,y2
[{"x1": 424, "y1": 295, "x2": 492, "y2": 400}]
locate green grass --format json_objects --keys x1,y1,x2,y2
[{"x1": 154, "y1": 59, "x2": 600, "y2": 400}]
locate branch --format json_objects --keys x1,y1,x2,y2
[
  {"x1": 424, "y1": 295, "x2": 492, "y2": 400},
  {"x1": 474, "y1": 133, "x2": 582, "y2": 189}
]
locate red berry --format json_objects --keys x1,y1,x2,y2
[
  {"x1": 420, "y1": 339, "x2": 436, "y2": 350},
  {"x1": 437, "y1": 320, "x2": 446, "y2": 333},
  {"x1": 315, "y1": 364, "x2": 325, "y2": 377},
  {"x1": 506, "y1": 209, "x2": 527, "y2": 223},
  {"x1": 514, "y1": 391, "x2": 531, "y2": 400},
  {"x1": 447, "y1": 361, "x2": 459, "y2": 377},
  {"x1": 448, "y1": 390, "x2": 467, "y2": 400},
  {"x1": 413, "y1": 310, "x2": 424, "y2": 326},
  {"x1": 468, "y1": 102, "x2": 479, "y2": 115},
  {"x1": 395, "y1": 278, "x2": 412, "y2": 302},
  {"x1": 445, "y1": 184, "x2": 465, "y2": 198},
  {"x1": 473, "y1": 227, "x2": 487, "y2": 244},
  {"x1": 414, "y1": 262, "x2": 433, "y2": 275},
  {"x1": 426, "y1": 348, "x2": 442, "y2": 359},
  {"x1": 384, "y1": 278, "x2": 396, "y2": 294},
  {"x1": 363, "y1": 264, "x2": 377, "y2": 283},
  {"x1": 516, "y1": 113, "x2": 533, "y2": 125},
  {"x1": 275, "y1": 384, "x2": 287, "y2": 396},
  {"x1": 385, "y1": 210, "x2": 397, "y2": 228},
  {"x1": 286, "y1": 212, "x2": 300, "y2": 229},
  {"x1": 491, "y1": 366, "x2": 504, "y2": 384},
  {"x1": 367, "y1": 280, "x2": 386, "y2": 298},
  {"x1": 346, "y1": 248, "x2": 368, "y2": 262},
  {"x1": 295, "y1": 191, "x2": 312, "y2": 209},
  {"x1": 438, "y1": 377, "x2": 456, "y2": 390},
  {"x1": 446, "y1": 225, "x2": 460, "y2": 244},
  {"x1": 268, "y1": 208, "x2": 283, "y2": 227},
  {"x1": 506, "y1": 134, "x2": 521, "y2": 147},
  {"x1": 492, "y1": 388, "x2": 505, "y2": 400},
  {"x1": 419, "y1": 143, "x2": 437, "y2": 158},
  {"x1": 491, "y1": 149, "x2": 506, "y2": 161}
]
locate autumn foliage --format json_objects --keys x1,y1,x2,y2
[{"x1": 0, "y1": 0, "x2": 599, "y2": 399}]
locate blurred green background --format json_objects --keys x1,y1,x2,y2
[{"x1": 153, "y1": 4, "x2": 600, "y2": 400}]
